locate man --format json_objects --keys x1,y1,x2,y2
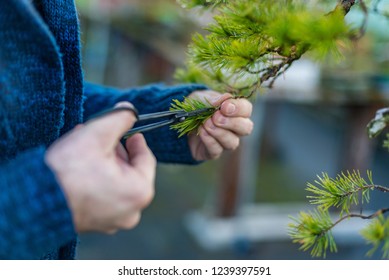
[{"x1": 0, "y1": 0, "x2": 253, "y2": 259}]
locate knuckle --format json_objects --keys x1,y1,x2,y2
[
  {"x1": 212, "y1": 145, "x2": 223, "y2": 159},
  {"x1": 205, "y1": 143, "x2": 222, "y2": 160},
  {"x1": 234, "y1": 138, "x2": 240, "y2": 149},
  {"x1": 215, "y1": 113, "x2": 227, "y2": 127},
  {"x1": 244, "y1": 119, "x2": 254, "y2": 136},
  {"x1": 122, "y1": 213, "x2": 141, "y2": 229},
  {"x1": 246, "y1": 100, "x2": 253, "y2": 113},
  {"x1": 209, "y1": 150, "x2": 221, "y2": 160},
  {"x1": 105, "y1": 229, "x2": 118, "y2": 235},
  {"x1": 240, "y1": 97, "x2": 252, "y2": 106},
  {"x1": 249, "y1": 120, "x2": 254, "y2": 133},
  {"x1": 200, "y1": 128, "x2": 223, "y2": 160},
  {"x1": 228, "y1": 138, "x2": 240, "y2": 150},
  {"x1": 205, "y1": 118, "x2": 216, "y2": 131},
  {"x1": 133, "y1": 182, "x2": 155, "y2": 209},
  {"x1": 150, "y1": 153, "x2": 157, "y2": 168},
  {"x1": 236, "y1": 99, "x2": 252, "y2": 117},
  {"x1": 142, "y1": 186, "x2": 155, "y2": 208}
]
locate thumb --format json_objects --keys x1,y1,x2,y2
[
  {"x1": 85, "y1": 102, "x2": 138, "y2": 147},
  {"x1": 210, "y1": 93, "x2": 233, "y2": 107},
  {"x1": 126, "y1": 133, "x2": 156, "y2": 179}
]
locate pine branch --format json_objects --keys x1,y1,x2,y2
[
  {"x1": 336, "y1": 0, "x2": 356, "y2": 14},
  {"x1": 330, "y1": 208, "x2": 389, "y2": 229},
  {"x1": 290, "y1": 170, "x2": 389, "y2": 259},
  {"x1": 289, "y1": 207, "x2": 389, "y2": 258},
  {"x1": 257, "y1": 0, "x2": 358, "y2": 86},
  {"x1": 306, "y1": 170, "x2": 375, "y2": 214},
  {"x1": 325, "y1": 209, "x2": 389, "y2": 258},
  {"x1": 172, "y1": 0, "x2": 389, "y2": 138},
  {"x1": 366, "y1": 184, "x2": 389, "y2": 193},
  {"x1": 175, "y1": 0, "x2": 359, "y2": 105},
  {"x1": 177, "y1": 0, "x2": 227, "y2": 9},
  {"x1": 289, "y1": 209, "x2": 338, "y2": 258}
]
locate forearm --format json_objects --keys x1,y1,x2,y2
[
  {"x1": 83, "y1": 82, "x2": 208, "y2": 116},
  {"x1": 0, "y1": 147, "x2": 76, "y2": 259},
  {"x1": 83, "y1": 82, "x2": 208, "y2": 164}
]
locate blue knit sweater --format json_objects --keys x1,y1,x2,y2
[{"x1": 0, "y1": 0, "x2": 206, "y2": 259}]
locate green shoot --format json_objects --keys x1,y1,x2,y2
[
  {"x1": 289, "y1": 171, "x2": 389, "y2": 259},
  {"x1": 361, "y1": 215, "x2": 389, "y2": 259},
  {"x1": 170, "y1": 97, "x2": 216, "y2": 137},
  {"x1": 306, "y1": 170, "x2": 373, "y2": 214}
]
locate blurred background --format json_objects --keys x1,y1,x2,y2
[{"x1": 76, "y1": 0, "x2": 389, "y2": 260}]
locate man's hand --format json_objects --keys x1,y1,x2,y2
[
  {"x1": 45, "y1": 102, "x2": 156, "y2": 234},
  {"x1": 188, "y1": 91, "x2": 254, "y2": 161}
]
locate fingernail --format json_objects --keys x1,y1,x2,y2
[
  {"x1": 113, "y1": 102, "x2": 138, "y2": 119},
  {"x1": 207, "y1": 119, "x2": 216, "y2": 130},
  {"x1": 226, "y1": 103, "x2": 236, "y2": 115},
  {"x1": 217, "y1": 115, "x2": 227, "y2": 125},
  {"x1": 114, "y1": 102, "x2": 134, "y2": 109}
]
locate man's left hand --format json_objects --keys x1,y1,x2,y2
[{"x1": 188, "y1": 90, "x2": 254, "y2": 161}]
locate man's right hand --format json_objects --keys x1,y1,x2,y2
[{"x1": 45, "y1": 102, "x2": 156, "y2": 234}]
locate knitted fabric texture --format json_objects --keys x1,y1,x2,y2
[{"x1": 0, "y1": 0, "x2": 206, "y2": 259}]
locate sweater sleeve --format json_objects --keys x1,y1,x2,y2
[
  {"x1": 0, "y1": 147, "x2": 76, "y2": 259},
  {"x1": 83, "y1": 82, "x2": 208, "y2": 164}
]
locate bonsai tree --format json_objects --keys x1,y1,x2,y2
[{"x1": 172, "y1": 0, "x2": 389, "y2": 258}]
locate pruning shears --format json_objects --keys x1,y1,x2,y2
[{"x1": 88, "y1": 106, "x2": 215, "y2": 139}]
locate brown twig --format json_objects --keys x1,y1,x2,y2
[
  {"x1": 314, "y1": 182, "x2": 389, "y2": 237},
  {"x1": 328, "y1": 207, "x2": 389, "y2": 232},
  {"x1": 337, "y1": 0, "x2": 357, "y2": 14},
  {"x1": 333, "y1": 184, "x2": 389, "y2": 200}
]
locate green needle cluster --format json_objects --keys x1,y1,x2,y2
[
  {"x1": 289, "y1": 209, "x2": 337, "y2": 258},
  {"x1": 175, "y1": 0, "x2": 352, "y2": 97},
  {"x1": 289, "y1": 171, "x2": 389, "y2": 259},
  {"x1": 170, "y1": 97, "x2": 216, "y2": 137}
]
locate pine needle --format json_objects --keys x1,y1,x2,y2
[
  {"x1": 176, "y1": 0, "x2": 353, "y2": 95},
  {"x1": 288, "y1": 209, "x2": 337, "y2": 258},
  {"x1": 170, "y1": 97, "x2": 216, "y2": 137},
  {"x1": 306, "y1": 170, "x2": 373, "y2": 214},
  {"x1": 361, "y1": 215, "x2": 389, "y2": 259}
]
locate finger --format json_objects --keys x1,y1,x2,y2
[
  {"x1": 105, "y1": 229, "x2": 118, "y2": 235},
  {"x1": 198, "y1": 128, "x2": 224, "y2": 160},
  {"x1": 189, "y1": 91, "x2": 233, "y2": 107},
  {"x1": 210, "y1": 93, "x2": 233, "y2": 107},
  {"x1": 74, "y1": 124, "x2": 84, "y2": 130},
  {"x1": 220, "y1": 98, "x2": 252, "y2": 118},
  {"x1": 189, "y1": 90, "x2": 223, "y2": 103},
  {"x1": 116, "y1": 143, "x2": 129, "y2": 162},
  {"x1": 85, "y1": 102, "x2": 138, "y2": 146},
  {"x1": 125, "y1": 133, "x2": 156, "y2": 178},
  {"x1": 119, "y1": 212, "x2": 142, "y2": 230},
  {"x1": 204, "y1": 118, "x2": 240, "y2": 151},
  {"x1": 212, "y1": 111, "x2": 254, "y2": 136}
]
